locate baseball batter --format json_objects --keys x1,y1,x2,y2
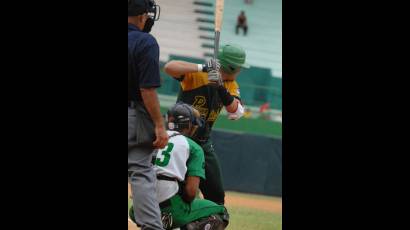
[
  {"x1": 164, "y1": 44, "x2": 249, "y2": 205},
  {"x1": 130, "y1": 103, "x2": 229, "y2": 230}
]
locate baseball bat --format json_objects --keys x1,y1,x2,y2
[
  {"x1": 212, "y1": 0, "x2": 225, "y2": 85},
  {"x1": 214, "y1": 0, "x2": 224, "y2": 61}
]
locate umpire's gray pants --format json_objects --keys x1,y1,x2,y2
[{"x1": 128, "y1": 108, "x2": 164, "y2": 230}]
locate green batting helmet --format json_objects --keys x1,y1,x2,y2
[{"x1": 218, "y1": 44, "x2": 250, "y2": 74}]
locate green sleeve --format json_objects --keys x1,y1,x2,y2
[{"x1": 186, "y1": 138, "x2": 206, "y2": 180}]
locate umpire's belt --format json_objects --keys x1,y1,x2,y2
[{"x1": 157, "y1": 175, "x2": 177, "y2": 209}]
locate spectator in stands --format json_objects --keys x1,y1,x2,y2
[{"x1": 236, "y1": 11, "x2": 248, "y2": 36}]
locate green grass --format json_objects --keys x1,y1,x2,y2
[
  {"x1": 213, "y1": 115, "x2": 282, "y2": 138},
  {"x1": 225, "y1": 191, "x2": 282, "y2": 230},
  {"x1": 226, "y1": 206, "x2": 282, "y2": 230}
]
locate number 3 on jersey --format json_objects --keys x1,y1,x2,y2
[{"x1": 155, "y1": 143, "x2": 174, "y2": 167}]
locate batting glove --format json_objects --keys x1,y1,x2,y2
[
  {"x1": 202, "y1": 59, "x2": 221, "y2": 72},
  {"x1": 208, "y1": 69, "x2": 223, "y2": 86}
]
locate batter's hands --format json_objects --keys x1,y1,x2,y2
[
  {"x1": 208, "y1": 69, "x2": 223, "y2": 86},
  {"x1": 202, "y1": 59, "x2": 221, "y2": 72},
  {"x1": 153, "y1": 125, "x2": 168, "y2": 149}
]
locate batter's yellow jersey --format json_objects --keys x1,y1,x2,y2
[{"x1": 176, "y1": 72, "x2": 241, "y2": 143}]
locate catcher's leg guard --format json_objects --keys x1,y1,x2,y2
[
  {"x1": 221, "y1": 207, "x2": 229, "y2": 228},
  {"x1": 183, "y1": 215, "x2": 226, "y2": 230}
]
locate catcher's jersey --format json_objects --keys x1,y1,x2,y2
[
  {"x1": 177, "y1": 72, "x2": 240, "y2": 143},
  {"x1": 154, "y1": 130, "x2": 205, "y2": 182}
]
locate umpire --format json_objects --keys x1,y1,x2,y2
[{"x1": 128, "y1": 0, "x2": 168, "y2": 229}]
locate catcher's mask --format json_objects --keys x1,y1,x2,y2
[
  {"x1": 128, "y1": 0, "x2": 160, "y2": 33},
  {"x1": 165, "y1": 102, "x2": 204, "y2": 136}
]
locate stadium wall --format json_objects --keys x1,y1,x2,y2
[{"x1": 211, "y1": 130, "x2": 282, "y2": 196}]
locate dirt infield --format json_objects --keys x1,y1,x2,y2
[
  {"x1": 128, "y1": 218, "x2": 140, "y2": 230},
  {"x1": 128, "y1": 184, "x2": 282, "y2": 229},
  {"x1": 225, "y1": 192, "x2": 282, "y2": 214}
]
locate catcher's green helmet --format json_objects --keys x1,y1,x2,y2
[{"x1": 218, "y1": 44, "x2": 250, "y2": 74}]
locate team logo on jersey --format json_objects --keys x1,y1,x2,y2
[
  {"x1": 207, "y1": 109, "x2": 221, "y2": 122},
  {"x1": 193, "y1": 96, "x2": 209, "y2": 118}
]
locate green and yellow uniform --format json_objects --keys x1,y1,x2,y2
[
  {"x1": 175, "y1": 72, "x2": 240, "y2": 205},
  {"x1": 175, "y1": 44, "x2": 249, "y2": 205},
  {"x1": 178, "y1": 72, "x2": 240, "y2": 142}
]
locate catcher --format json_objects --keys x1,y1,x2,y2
[
  {"x1": 130, "y1": 103, "x2": 229, "y2": 230},
  {"x1": 163, "y1": 44, "x2": 249, "y2": 205}
]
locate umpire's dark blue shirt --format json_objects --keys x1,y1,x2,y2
[{"x1": 128, "y1": 24, "x2": 161, "y2": 102}]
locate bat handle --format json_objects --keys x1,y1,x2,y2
[
  {"x1": 214, "y1": 31, "x2": 220, "y2": 61},
  {"x1": 213, "y1": 31, "x2": 223, "y2": 85}
]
